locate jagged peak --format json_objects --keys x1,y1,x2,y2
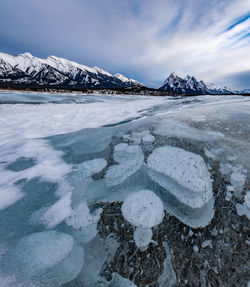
[{"x1": 19, "y1": 52, "x2": 33, "y2": 58}]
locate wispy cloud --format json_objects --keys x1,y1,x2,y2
[{"x1": 0, "y1": 0, "x2": 249, "y2": 88}]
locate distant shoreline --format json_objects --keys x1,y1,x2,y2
[{"x1": 0, "y1": 86, "x2": 248, "y2": 97}]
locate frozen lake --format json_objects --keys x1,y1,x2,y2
[{"x1": 0, "y1": 91, "x2": 249, "y2": 286}]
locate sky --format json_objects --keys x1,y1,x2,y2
[{"x1": 0, "y1": 0, "x2": 250, "y2": 89}]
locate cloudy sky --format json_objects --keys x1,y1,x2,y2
[{"x1": 0, "y1": 0, "x2": 249, "y2": 89}]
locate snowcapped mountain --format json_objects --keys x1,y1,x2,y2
[
  {"x1": 0, "y1": 52, "x2": 143, "y2": 89},
  {"x1": 159, "y1": 73, "x2": 235, "y2": 95},
  {"x1": 159, "y1": 73, "x2": 210, "y2": 94}
]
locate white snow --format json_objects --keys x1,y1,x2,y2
[
  {"x1": 0, "y1": 138, "x2": 72, "y2": 210},
  {"x1": 133, "y1": 226, "x2": 153, "y2": 249},
  {"x1": 105, "y1": 143, "x2": 144, "y2": 186},
  {"x1": 121, "y1": 190, "x2": 164, "y2": 228},
  {"x1": 0, "y1": 185, "x2": 24, "y2": 210},
  {"x1": 147, "y1": 146, "x2": 213, "y2": 208},
  {"x1": 0, "y1": 97, "x2": 164, "y2": 138}
]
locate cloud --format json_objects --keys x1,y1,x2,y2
[{"x1": 0, "y1": 0, "x2": 249, "y2": 88}]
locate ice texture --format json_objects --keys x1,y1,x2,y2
[
  {"x1": 0, "y1": 92, "x2": 250, "y2": 286},
  {"x1": 121, "y1": 190, "x2": 164, "y2": 228},
  {"x1": 147, "y1": 146, "x2": 213, "y2": 208},
  {"x1": 105, "y1": 144, "x2": 144, "y2": 186}
]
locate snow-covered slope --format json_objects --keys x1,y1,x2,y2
[
  {"x1": 159, "y1": 73, "x2": 235, "y2": 95},
  {"x1": 114, "y1": 73, "x2": 142, "y2": 87},
  {"x1": 0, "y1": 52, "x2": 143, "y2": 89}
]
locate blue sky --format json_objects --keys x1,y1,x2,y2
[{"x1": 0, "y1": 0, "x2": 250, "y2": 89}]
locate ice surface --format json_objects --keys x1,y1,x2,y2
[
  {"x1": 0, "y1": 97, "x2": 164, "y2": 137},
  {"x1": 133, "y1": 226, "x2": 153, "y2": 249},
  {"x1": 105, "y1": 144, "x2": 144, "y2": 186},
  {"x1": 147, "y1": 146, "x2": 213, "y2": 208},
  {"x1": 121, "y1": 190, "x2": 164, "y2": 228},
  {"x1": 0, "y1": 92, "x2": 250, "y2": 286}
]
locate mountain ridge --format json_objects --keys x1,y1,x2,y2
[
  {"x1": 0, "y1": 52, "x2": 248, "y2": 95},
  {"x1": 0, "y1": 52, "x2": 143, "y2": 89}
]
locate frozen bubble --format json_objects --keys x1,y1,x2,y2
[
  {"x1": 155, "y1": 118, "x2": 224, "y2": 141},
  {"x1": 121, "y1": 190, "x2": 164, "y2": 228},
  {"x1": 105, "y1": 144, "x2": 144, "y2": 186},
  {"x1": 147, "y1": 146, "x2": 213, "y2": 208},
  {"x1": 236, "y1": 191, "x2": 250, "y2": 220},
  {"x1": 230, "y1": 170, "x2": 246, "y2": 195},
  {"x1": 13, "y1": 231, "x2": 74, "y2": 276},
  {"x1": 133, "y1": 226, "x2": 152, "y2": 249},
  {"x1": 76, "y1": 158, "x2": 107, "y2": 179},
  {"x1": 65, "y1": 201, "x2": 102, "y2": 229}
]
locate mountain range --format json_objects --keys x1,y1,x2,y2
[
  {"x1": 0, "y1": 52, "x2": 248, "y2": 94},
  {"x1": 0, "y1": 52, "x2": 142, "y2": 89},
  {"x1": 159, "y1": 72, "x2": 234, "y2": 95}
]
